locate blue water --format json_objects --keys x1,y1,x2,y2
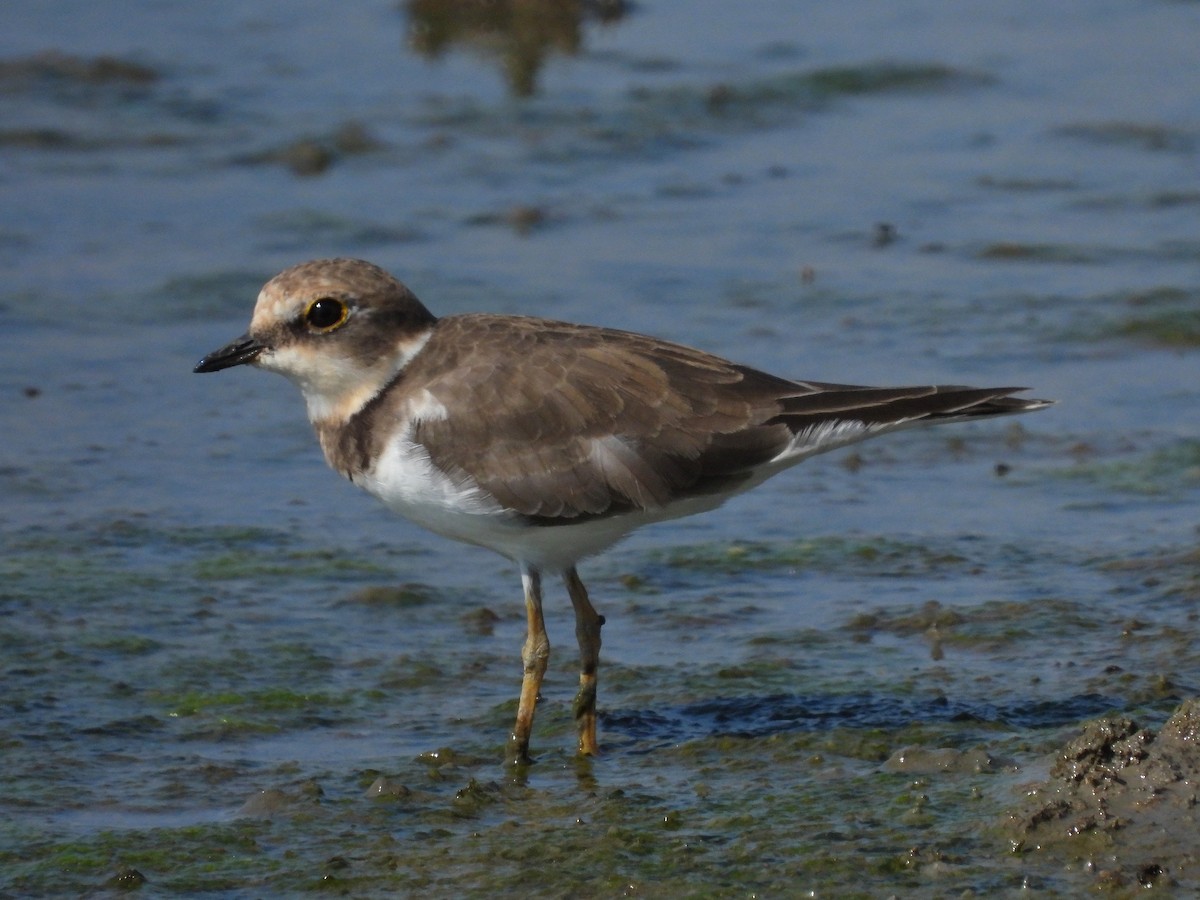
[{"x1": 2, "y1": 0, "x2": 1199, "y2": 893}]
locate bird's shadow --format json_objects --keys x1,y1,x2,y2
[{"x1": 600, "y1": 691, "x2": 1126, "y2": 752}]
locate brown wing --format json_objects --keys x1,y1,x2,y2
[
  {"x1": 407, "y1": 315, "x2": 795, "y2": 519},
  {"x1": 400, "y1": 315, "x2": 1050, "y2": 521}
]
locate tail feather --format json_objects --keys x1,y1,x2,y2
[{"x1": 771, "y1": 384, "x2": 1052, "y2": 433}]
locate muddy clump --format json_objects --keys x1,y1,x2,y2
[{"x1": 1008, "y1": 699, "x2": 1200, "y2": 890}]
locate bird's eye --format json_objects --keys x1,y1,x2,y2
[{"x1": 304, "y1": 298, "x2": 348, "y2": 332}]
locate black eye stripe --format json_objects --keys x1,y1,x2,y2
[{"x1": 304, "y1": 298, "x2": 348, "y2": 331}]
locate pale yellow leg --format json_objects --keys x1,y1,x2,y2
[
  {"x1": 565, "y1": 567, "x2": 604, "y2": 757},
  {"x1": 507, "y1": 567, "x2": 549, "y2": 765}
]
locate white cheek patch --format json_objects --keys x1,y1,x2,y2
[
  {"x1": 257, "y1": 342, "x2": 339, "y2": 382},
  {"x1": 259, "y1": 344, "x2": 372, "y2": 422},
  {"x1": 254, "y1": 321, "x2": 435, "y2": 425}
]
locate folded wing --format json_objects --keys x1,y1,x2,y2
[{"x1": 408, "y1": 316, "x2": 1049, "y2": 520}]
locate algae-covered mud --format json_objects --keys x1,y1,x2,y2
[{"x1": 3, "y1": 0, "x2": 1200, "y2": 895}]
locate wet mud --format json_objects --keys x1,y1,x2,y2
[{"x1": 1009, "y1": 700, "x2": 1200, "y2": 892}]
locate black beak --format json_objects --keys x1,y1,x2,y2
[{"x1": 194, "y1": 334, "x2": 266, "y2": 373}]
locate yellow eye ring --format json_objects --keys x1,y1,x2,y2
[{"x1": 304, "y1": 297, "x2": 349, "y2": 332}]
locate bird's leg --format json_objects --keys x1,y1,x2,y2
[
  {"x1": 565, "y1": 566, "x2": 604, "y2": 756},
  {"x1": 507, "y1": 566, "x2": 549, "y2": 766}
]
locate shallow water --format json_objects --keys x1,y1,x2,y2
[{"x1": 3, "y1": 0, "x2": 1200, "y2": 895}]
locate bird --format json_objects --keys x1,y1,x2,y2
[{"x1": 195, "y1": 257, "x2": 1051, "y2": 764}]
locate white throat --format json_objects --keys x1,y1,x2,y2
[{"x1": 262, "y1": 330, "x2": 433, "y2": 425}]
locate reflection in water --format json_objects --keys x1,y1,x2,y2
[{"x1": 405, "y1": 0, "x2": 630, "y2": 97}]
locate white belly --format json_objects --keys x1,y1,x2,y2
[{"x1": 351, "y1": 416, "x2": 887, "y2": 572}]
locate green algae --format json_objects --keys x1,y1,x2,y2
[
  {"x1": 699, "y1": 61, "x2": 983, "y2": 114},
  {"x1": 1016, "y1": 284, "x2": 1200, "y2": 349},
  {"x1": 1055, "y1": 121, "x2": 1196, "y2": 153},
  {"x1": 847, "y1": 597, "x2": 1105, "y2": 645},
  {"x1": 801, "y1": 62, "x2": 985, "y2": 96},
  {"x1": 976, "y1": 241, "x2": 1101, "y2": 263},
  {"x1": 164, "y1": 688, "x2": 344, "y2": 717},
  {"x1": 654, "y1": 534, "x2": 981, "y2": 577},
  {"x1": 78, "y1": 633, "x2": 163, "y2": 655},
  {"x1": 1105, "y1": 308, "x2": 1200, "y2": 347},
  {"x1": 341, "y1": 582, "x2": 444, "y2": 608},
  {"x1": 2, "y1": 531, "x2": 1194, "y2": 899},
  {"x1": 1059, "y1": 439, "x2": 1200, "y2": 495},
  {"x1": 0, "y1": 519, "x2": 316, "y2": 607},
  {"x1": 193, "y1": 547, "x2": 391, "y2": 581},
  {"x1": 0, "y1": 549, "x2": 169, "y2": 604},
  {"x1": 1100, "y1": 547, "x2": 1200, "y2": 605},
  {"x1": 0, "y1": 822, "x2": 267, "y2": 896},
  {"x1": 1089, "y1": 286, "x2": 1200, "y2": 348}
]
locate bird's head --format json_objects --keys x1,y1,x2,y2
[{"x1": 194, "y1": 258, "x2": 437, "y2": 423}]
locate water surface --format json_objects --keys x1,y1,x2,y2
[{"x1": 3, "y1": 0, "x2": 1199, "y2": 895}]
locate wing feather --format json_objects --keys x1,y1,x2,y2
[{"x1": 356, "y1": 315, "x2": 1051, "y2": 521}]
